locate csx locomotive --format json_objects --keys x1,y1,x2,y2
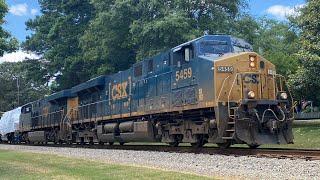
[{"x1": 11, "y1": 35, "x2": 295, "y2": 148}]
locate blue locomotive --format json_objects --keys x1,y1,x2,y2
[{"x1": 15, "y1": 35, "x2": 294, "y2": 148}]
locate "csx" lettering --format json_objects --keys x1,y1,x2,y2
[
  {"x1": 243, "y1": 74, "x2": 259, "y2": 84},
  {"x1": 112, "y1": 82, "x2": 128, "y2": 100}
]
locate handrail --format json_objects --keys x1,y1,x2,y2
[
  {"x1": 217, "y1": 75, "x2": 231, "y2": 101},
  {"x1": 227, "y1": 73, "x2": 241, "y2": 116},
  {"x1": 31, "y1": 72, "x2": 294, "y2": 124},
  {"x1": 274, "y1": 74, "x2": 295, "y2": 119}
]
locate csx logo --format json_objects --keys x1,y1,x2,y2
[
  {"x1": 112, "y1": 82, "x2": 128, "y2": 100},
  {"x1": 242, "y1": 74, "x2": 259, "y2": 84}
]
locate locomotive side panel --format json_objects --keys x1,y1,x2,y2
[
  {"x1": 197, "y1": 59, "x2": 215, "y2": 108},
  {"x1": 108, "y1": 70, "x2": 131, "y2": 118},
  {"x1": 131, "y1": 62, "x2": 143, "y2": 116}
]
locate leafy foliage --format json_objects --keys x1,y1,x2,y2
[
  {"x1": 0, "y1": 0, "x2": 18, "y2": 56},
  {"x1": 23, "y1": 0, "x2": 95, "y2": 90},
  {"x1": 25, "y1": 0, "x2": 250, "y2": 90},
  {"x1": 288, "y1": 0, "x2": 320, "y2": 103},
  {"x1": 0, "y1": 61, "x2": 49, "y2": 111},
  {"x1": 253, "y1": 18, "x2": 299, "y2": 77}
]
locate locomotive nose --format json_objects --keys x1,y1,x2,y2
[{"x1": 214, "y1": 52, "x2": 279, "y2": 102}]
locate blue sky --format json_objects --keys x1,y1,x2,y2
[
  {"x1": 4, "y1": 0, "x2": 40, "y2": 42},
  {"x1": 3, "y1": 0, "x2": 305, "y2": 42},
  {"x1": 249, "y1": 0, "x2": 305, "y2": 18}
]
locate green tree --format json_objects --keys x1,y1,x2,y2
[
  {"x1": 23, "y1": 0, "x2": 95, "y2": 90},
  {"x1": 81, "y1": 0, "x2": 249, "y2": 75},
  {"x1": 253, "y1": 18, "x2": 299, "y2": 77},
  {"x1": 24, "y1": 0, "x2": 255, "y2": 91},
  {"x1": 80, "y1": 0, "x2": 137, "y2": 75},
  {"x1": 0, "y1": 61, "x2": 49, "y2": 111},
  {"x1": 0, "y1": 0, "x2": 18, "y2": 56},
  {"x1": 288, "y1": 0, "x2": 320, "y2": 103}
]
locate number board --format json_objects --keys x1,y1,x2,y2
[
  {"x1": 217, "y1": 66, "x2": 234, "y2": 73},
  {"x1": 175, "y1": 67, "x2": 192, "y2": 82}
]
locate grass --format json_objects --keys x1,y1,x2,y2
[
  {"x1": 262, "y1": 125, "x2": 320, "y2": 149},
  {"x1": 229, "y1": 125, "x2": 320, "y2": 149},
  {"x1": 0, "y1": 150, "x2": 213, "y2": 180}
]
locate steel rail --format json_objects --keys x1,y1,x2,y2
[{"x1": 2, "y1": 143, "x2": 320, "y2": 161}]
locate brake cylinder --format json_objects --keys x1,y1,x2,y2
[
  {"x1": 104, "y1": 123, "x2": 118, "y2": 133},
  {"x1": 119, "y1": 121, "x2": 134, "y2": 133}
]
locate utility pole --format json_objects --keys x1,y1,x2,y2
[{"x1": 16, "y1": 76, "x2": 20, "y2": 106}]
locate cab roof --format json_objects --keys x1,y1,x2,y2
[
  {"x1": 172, "y1": 35, "x2": 253, "y2": 52},
  {"x1": 71, "y1": 75, "x2": 105, "y2": 94}
]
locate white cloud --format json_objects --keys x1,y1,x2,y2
[
  {"x1": 266, "y1": 4, "x2": 305, "y2": 20},
  {"x1": 0, "y1": 50, "x2": 40, "y2": 63},
  {"x1": 9, "y1": 3, "x2": 28, "y2": 16},
  {"x1": 31, "y1": 8, "x2": 38, "y2": 16}
]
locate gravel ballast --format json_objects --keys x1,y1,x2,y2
[{"x1": 0, "y1": 144, "x2": 319, "y2": 179}]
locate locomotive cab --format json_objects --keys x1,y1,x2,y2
[{"x1": 190, "y1": 36, "x2": 294, "y2": 148}]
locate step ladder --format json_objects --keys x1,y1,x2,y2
[{"x1": 222, "y1": 107, "x2": 238, "y2": 140}]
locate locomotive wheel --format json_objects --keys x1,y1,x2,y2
[
  {"x1": 109, "y1": 142, "x2": 114, "y2": 146},
  {"x1": 168, "y1": 135, "x2": 180, "y2": 147},
  {"x1": 217, "y1": 142, "x2": 231, "y2": 149},
  {"x1": 119, "y1": 142, "x2": 125, "y2": 146},
  {"x1": 80, "y1": 138, "x2": 85, "y2": 145},
  {"x1": 248, "y1": 144, "x2": 260, "y2": 149},
  {"x1": 89, "y1": 140, "x2": 94, "y2": 145},
  {"x1": 169, "y1": 141, "x2": 179, "y2": 147},
  {"x1": 191, "y1": 135, "x2": 204, "y2": 148}
]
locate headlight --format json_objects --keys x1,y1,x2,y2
[
  {"x1": 249, "y1": 56, "x2": 257, "y2": 68},
  {"x1": 248, "y1": 91, "x2": 255, "y2": 99},
  {"x1": 249, "y1": 62, "x2": 256, "y2": 68},
  {"x1": 280, "y1": 92, "x2": 288, "y2": 100}
]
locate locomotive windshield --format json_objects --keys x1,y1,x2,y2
[
  {"x1": 197, "y1": 36, "x2": 253, "y2": 56},
  {"x1": 199, "y1": 40, "x2": 230, "y2": 55},
  {"x1": 233, "y1": 46, "x2": 252, "y2": 53}
]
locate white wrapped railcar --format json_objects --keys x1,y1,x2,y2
[{"x1": 0, "y1": 107, "x2": 21, "y2": 142}]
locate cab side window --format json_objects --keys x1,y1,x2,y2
[
  {"x1": 147, "y1": 59, "x2": 153, "y2": 73},
  {"x1": 172, "y1": 45, "x2": 194, "y2": 66},
  {"x1": 134, "y1": 64, "x2": 143, "y2": 77},
  {"x1": 22, "y1": 105, "x2": 32, "y2": 114}
]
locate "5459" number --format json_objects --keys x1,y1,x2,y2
[{"x1": 175, "y1": 68, "x2": 192, "y2": 81}]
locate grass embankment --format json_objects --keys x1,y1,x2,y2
[
  {"x1": 0, "y1": 150, "x2": 212, "y2": 180},
  {"x1": 260, "y1": 121, "x2": 320, "y2": 149}
]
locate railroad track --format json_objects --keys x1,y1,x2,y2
[{"x1": 3, "y1": 142, "x2": 320, "y2": 161}]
